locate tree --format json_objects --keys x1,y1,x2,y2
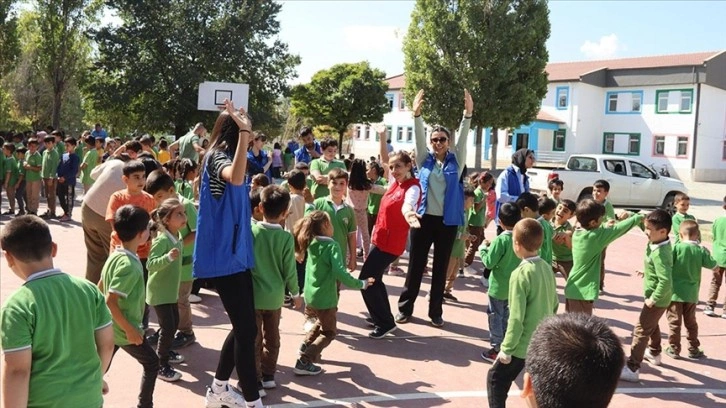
[
  {"x1": 290, "y1": 62, "x2": 390, "y2": 150},
  {"x1": 89, "y1": 0, "x2": 299, "y2": 137},
  {"x1": 0, "y1": 0, "x2": 20, "y2": 76},
  {"x1": 402, "y1": 0, "x2": 550, "y2": 169}
]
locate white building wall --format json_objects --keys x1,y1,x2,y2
[
  {"x1": 693, "y1": 84, "x2": 726, "y2": 181},
  {"x1": 568, "y1": 82, "x2": 604, "y2": 154}
]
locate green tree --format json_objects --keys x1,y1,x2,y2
[
  {"x1": 403, "y1": 0, "x2": 550, "y2": 169},
  {"x1": 290, "y1": 62, "x2": 389, "y2": 151},
  {"x1": 89, "y1": 0, "x2": 299, "y2": 137},
  {"x1": 0, "y1": 0, "x2": 20, "y2": 76}
]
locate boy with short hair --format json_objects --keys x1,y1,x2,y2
[
  {"x1": 99, "y1": 205, "x2": 159, "y2": 408},
  {"x1": 3, "y1": 142, "x2": 18, "y2": 215},
  {"x1": 309, "y1": 138, "x2": 346, "y2": 199},
  {"x1": 1, "y1": 215, "x2": 114, "y2": 407},
  {"x1": 23, "y1": 138, "x2": 42, "y2": 215},
  {"x1": 551, "y1": 199, "x2": 577, "y2": 280},
  {"x1": 486, "y1": 218, "x2": 558, "y2": 408},
  {"x1": 705, "y1": 195, "x2": 726, "y2": 317},
  {"x1": 286, "y1": 169, "x2": 310, "y2": 295},
  {"x1": 250, "y1": 186, "x2": 264, "y2": 223},
  {"x1": 251, "y1": 185, "x2": 302, "y2": 391},
  {"x1": 565, "y1": 200, "x2": 643, "y2": 315},
  {"x1": 479, "y1": 202, "x2": 522, "y2": 363},
  {"x1": 14, "y1": 147, "x2": 27, "y2": 215},
  {"x1": 537, "y1": 196, "x2": 557, "y2": 268},
  {"x1": 665, "y1": 220, "x2": 716, "y2": 360},
  {"x1": 592, "y1": 179, "x2": 617, "y2": 292},
  {"x1": 80, "y1": 135, "x2": 99, "y2": 193},
  {"x1": 621, "y1": 209, "x2": 674, "y2": 382},
  {"x1": 443, "y1": 187, "x2": 476, "y2": 302},
  {"x1": 56, "y1": 137, "x2": 81, "y2": 222},
  {"x1": 671, "y1": 193, "x2": 696, "y2": 244},
  {"x1": 41, "y1": 135, "x2": 60, "y2": 218}
]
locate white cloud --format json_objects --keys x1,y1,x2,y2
[
  {"x1": 342, "y1": 25, "x2": 404, "y2": 52},
  {"x1": 579, "y1": 34, "x2": 621, "y2": 59}
]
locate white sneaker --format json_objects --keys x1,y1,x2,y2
[
  {"x1": 205, "y1": 385, "x2": 246, "y2": 408},
  {"x1": 189, "y1": 294, "x2": 202, "y2": 303},
  {"x1": 620, "y1": 366, "x2": 640, "y2": 382},
  {"x1": 480, "y1": 276, "x2": 489, "y2": 288},
  {"x1": 261, "y1": 378, "x2": 276, "y2": 389},
  {"x1": 644, "y1": 349, "x2": 662, "y2": 366},
  {"x1": 400, "y1": 251, "x2": 410, "y2": 259}
]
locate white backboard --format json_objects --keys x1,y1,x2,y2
[{"x1": 197, "y1": 81, "x2": 249, "y2": 112}]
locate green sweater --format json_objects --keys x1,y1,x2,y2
[
  {"x1": 309, "y1": 159, "x2": 346, "y2": 198},
  {"x1": 671, "y1": 212, "x2": 696, "y2": 244},
  {"x1": 642, "y1": 240, "x2": 673, "y2": 308},
  {"x1": 41, "y1": 149, "x2": 59, "y2": 179},
  {"x1": 501, "y1": 257, "x2": 559, "y2": 359},
  {"x1": 309, "y1": 197, "x2": 356, "y2": 261},
  {"x1": 671, "y1": 241, "x2": 715, "y2": 303},
  {"x1": 480, "y1": 231, "x2": 520, "y2": 300},
  {"x1": 304, "y1": 237, "x2": 364, "y2": 309},
  {"x1": 714, "y1": 216, "x2": 726, "y2": 267},
  {"x1": 565, "y1": 214, "x2": 643, "y2": 301},
  {"x1": 602, "y1": 199, "x2": 616, "y2": 221},
  {"x1": 146, "y1": 230, "x2": 183, "y2": 305},
  {"x1": 538, "y1": 217, "x2": 554, "y2": 266},
  {"x1": 24, "y1": 151, "x2": 42, "y2": 182},
  {"x1": 4, "y1": 156, "x2": 18, "y2": 186},
  {"x1": 551, "y1": 220, "x2": 574, "y2": 262},
  {"x1": 251, "y1": 222, "x2": 299, "y2": 310},
  {"x1": 467, "y1": 187, "x2": 486, "y2": 227}
]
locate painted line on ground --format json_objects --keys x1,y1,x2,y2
[{"x1": 268, "y1": 388, "x2": 726, "y2": 407}]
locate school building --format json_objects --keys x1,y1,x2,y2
[{"x1": 351, "y1": 51, "x2": 726, "y2": 182}]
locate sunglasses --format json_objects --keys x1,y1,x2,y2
[{"x1": 430, "y1": 137, "x2": 448, "y2": 144}]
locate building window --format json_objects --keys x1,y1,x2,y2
[
  {"x1": 603, "y1": 132, "x2": 640, "y2": 156},
  {"x1": 406, "y1": 126, "x2": 413, "y2": 142},
  {"x1": 553, "y1": 129, "x2": 566, "y2": 151},
  {"x1": 385, "y1": 93, "x2": 394, "y2": 110},
  {"x1": 655, "y1": 89, "x2": 693, "y2": 114},
  {"x1": 654, "y1": 136, "x2": 665, "y2": 156},
  {"x1": 397, "y1": 126, "x2": 404, "y2": 142},
  {"x1": 605, "y1": 91, "x2": 643, "y2": 114},
  {"x1": 677, "y1": 136, "x2": 688, "y2": 156},
  {"x1": 653, "y1": 134, "x2": 690, "y2": 158},
  {"x1": 505, "y1": 130, "x2": 513, "y2": 146},
  {"x1": 556, "y1": 86, "x2": 569, "y2": 110},
  {"x1": 355, "y1": 126, "x2": 361, "y2": 140},
  {"x1": 364, "y1": 126, "x2": 370, "y2": 141},
  {"x1": 398, "y1": 93, "x2": 406, "y2": 110}
]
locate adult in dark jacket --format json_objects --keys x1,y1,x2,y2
[{"x1": 495, "y1": 148, "x2": 535, "y2": 235}]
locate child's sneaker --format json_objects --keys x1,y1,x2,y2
[
  {"x1": 188, "y1": 294, "x2": 202, "y2": 303},
  {"x1": 168, "y1": 350, "x2": 185, "y2": 364},
  {"x1": 283, "y1": 295, "x2": 293, "y2": 307},
  {"x1": 172, "y1": 331, "x2": 196, "y2": 349},
  {"x1": 703, "y1": 305, "x2": 716, "y2": 317},
  {"x1": 664, "y1": 346, "x2": 680, "y2": 359},
  {"x1": 158, "y1": 365, "x2": 182, "y2": 382},
  {"x1": 205, "y1": 385, "x2": 245, "y2": 408},
  {"x1": 442, "y1": 292, "x2": 458, "y2": 302},
  {"x1": 644, "y1": 349, "x2": 661, "y2": 366},
  {"x1": 253, "y1": 383, "x2": 267, "y2": 398},
  {"x1": 146, "y1": 329, "x2": 159, "y2": 345},
  {"x1": 480, "y1": 276, "x2": 489, "y2": 288},
  {"x1": 457, "y1": 268, "x2": 464, "y2": 278},
  {"x1": 364, "y1": 317, "x2": 376, "y2": 327},
  {"x1": 480, "y1": 348, "x2": 499, "y2": 364},
  {"x1": 261, "y1": 375, "x2": 276, "y2": 389},
  {"x1": 721, "y1": 311, "x2": 726, "y2": 319},
  {"x1": 688, "y1": 349, "x2": 705, "y2": 359},
  {"x1": 388, "y1": 266, "x2": 405, "y2": 276},
  {"x1": 619, "y1": 366, "x2": 639, "y2": 382},
  {"x1": 293, "y1": 359, "x2": 322, "y2": 376}
]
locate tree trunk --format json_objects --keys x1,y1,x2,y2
[
  {"x1": 338, "y1": 131, "x2": 345, "y2": 156},
  {"x1": 51, "y1": 77, "x2": 63, "y2": 130},
  {"x1": 474, "y1": 126, "x2": 483, "y2": 169},
  {"x1": 490, "y1": 127, "x2": 499, "y2": 171}
]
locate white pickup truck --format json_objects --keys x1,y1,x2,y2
[{"x1": 528, "y1": 154, "x2": 688, "y2": 214}]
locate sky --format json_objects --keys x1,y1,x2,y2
[{"x1": 276, "y1": 0, "x2": 726, "y2": 84}]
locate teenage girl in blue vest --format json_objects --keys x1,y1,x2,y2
[
  {"x1": 193, "y1": 100, "x2": 263, "y2": 408},
  {"x1": 494, "y1": 148, "x2": 535, "y2": 235},
  {"x1": 396, "y1": 89, "x2": 474, "y2": 328}
]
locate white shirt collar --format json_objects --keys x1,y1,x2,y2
[
  {"x1": 315, "y1": 236, "x2": 334, "y2": 242},
  {"x1": 649, "y1": 239, "x2": 670, "y2": 251},
  {"x1": 259, "y1": 221, "x2": 283, "y2": 230},
  {"x1": 680, "y1": 240, "x2": 699, "y2": 245},
  {"x1": 114, "y1": 246, "x2": 141, "y2": 261},
  {"x1": 164, "y1": 230, "x2": 179, "y2": 244},
  {"x1": 25, "y1": 268, "x2": 63, "y2": 283},
  {"x1": 501, "y1": 230, "x2": 513, "y2": 235}
]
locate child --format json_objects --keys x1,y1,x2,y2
[
  {"x1": 592, "y1": 179, "x2": 617, "y2": 292},
  {"x1": 671, "y1": 193, "x2": 696, "y2": 244},
  {"x1": 309, "y1": 138, "x2": 346, "y2": 199},
  {"x1": 479, "y1": 202, "x2": 522, "y2": 363},
  {"x1": 100, "y1": 205, "x2": 159, "y2": 407},
  {"x1": 537, "y1": 196, "x2": 557, "y2": 268},
  {"x1": 157, "y1": 139, "x2": 171, "y2": 164},
  {"x1": 310, "y1": 167, "x2": 357, "y2": 272},
  {"x1": 144, "y1": 170, "x2": 199, "y2": 349},
  {"x1": 3, "y1": 142, "x2": 18, "y2": 215},
  {"x1": 665, "y1": 220, "x2": 716, "y2": 360},
  {"x1": 551, "y1": 199, "x2": 577, "y2": 280},
  {"x1": 565, "y1": 200, "x2": 644, "y2": 315},
  {"x1": 444, "y1": 187, "x2": 476, "y2": 301},
  {"x1": 175, "y1": 158, "x2": 197, "y2": 201},
  {"x1": 621, "y1": 210, "x2": 674, "y2": 382},
  {"x1": 15, "y1": 147, "x2": 27, "y2": 215},
  {"x1": 56, "y1": 137, "x2": 81, "y2": 222},
  {"x1": 486, "y1": 218, "x2": 558, "y2": 408},
  {"x1": 286, "y1": 169, "x2": 309, "y2": 293},
  {"x1": 139, "y1": 135, "x2": 158, "y2": 160},
  {"x1": 80, "y1": 136, "x2": 98, "y2": 193},
  {"x1": 366, "y1": 161, "x2": 387, "y2": 236},
  {"x1": 250, "y1": 186, "x2": 264, "y2": 223},
  {"x1": 465, "y1": 172, "x2": 495, "y2": 267},
  {"x1": 548, "y1": 177, "x2": 564, "y2": 202},
  {"x1": 348, "y1": 159, "x2": 374, "y2": 259},
  {"x1": 292, "y1": 210, "x2": 374, "y2": 375},
  {"x1": 705, "y1": 195, "x2": 726, "y2": 317},
  {"x1": 0, "y1": 215, "x2": 114, "y2": 407},
  {"x1": 251, "y1": 185, "x2": 302, "y2": 391},
  {"x1": 147, "y1": 197, "x2": 186, "y2": 382},
  {"x1": 41, "y1": 135, "x2": 60, "y2": 218}
]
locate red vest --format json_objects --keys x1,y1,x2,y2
[{"x1": 372, "y1": 177, "x2": 421, "y2": 256}]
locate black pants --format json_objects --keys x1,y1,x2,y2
[
  {"x1": 367, "y1": 212, "x2": 377, "y2": 237},
  {"x1": 360, "y1": 246, "x2": 398, "y2": 330},
  {"x1": 153, "y1": 303, "x2": 179, "y2": 367},
  {"x1": 296, "y1": 255, "x2": 306, "y2": 294},
  {"x1": 487, "y1": 356, "x2": 526, "y2": 408},
  {"x1": 56, "y1": 182, "x2": 75, "y2": 216},
  {"x1": 111, "y1": 341, "x2": 159, "y2": 408},
  {"x1": 15, "y1": 180, "x2": 26, "y2": 212},
  {"x1": 398, "y1": 214, "x2": 457, "y2": 320},
  {"x1": 212, "y1": 271, "x2": 259, "y2": 402},
  {"x1": 141, "y1": 258, "x2": 150, "y2": 328}
]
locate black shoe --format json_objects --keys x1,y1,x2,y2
[
  {"x1": 430, "y1": 316, "x2": 444, "y2": 327},
  {"x1": 481, "y1": 348, "x2": 499, "y2": 363},
  {"x1": 442, "y1": 292, "x2": 458, "y2": 302},
  {"x1": 395, "y1": 313, "x2": 410, "y2": 324},
  {"x1": 293, "y1": 359, "x2": 322, "y2": 376},
  {"x1": 364, "y1": 317, "x2": 376, "y2": 327},
  {"x1": 368, "y1": 325, "x2": 397, "y2": 339},
  {"x1": 146, "y1": 330, "x2": 159, "y2": 345},
  {"x1": 2, "y1": 210, "x2": 13, "y2": 215},
  {"x1": 172, "y1": 331, "x2": 196, "y2": 349}
]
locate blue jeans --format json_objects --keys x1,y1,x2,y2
[{"x1": 488, "y1": 296, "x2": 509, "y2": 349}]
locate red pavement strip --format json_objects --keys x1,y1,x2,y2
[{"x1": 1, "y1": 211, "x2": 725, "y2": 408}]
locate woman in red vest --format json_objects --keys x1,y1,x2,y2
[{"x1": 359, "y1": 126, "x2": 422, "y2": 339}]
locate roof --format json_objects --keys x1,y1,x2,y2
[
  {"x1": 546, "y1": 51, "x2": 721, "y2": 82},
  {"x1": 536, "y1": 110, "x2": 565, "y2": 124},
  {"x1": 386, "y1": 74, "x2": 405, "y2": 90}
]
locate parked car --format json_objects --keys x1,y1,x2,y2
[{"x1": 528, "y1": 154, "x2": 688, "y2": 215}]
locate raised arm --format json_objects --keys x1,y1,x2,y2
[
  {"x1": 219, "y1": 99, "x2": 252, "y2": 186},
  {"x1": 378, "y1": 125, "x2": 389, "y2": 166},
  {"x1": 412, "y1": 90, "x2": 428, "y2": 169}
]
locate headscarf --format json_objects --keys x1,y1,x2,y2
[{"x1": 511, "y1": 148, "x2": 534, "y2": 174}]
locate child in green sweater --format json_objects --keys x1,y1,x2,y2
[
  {"x1": 444, "y1": 187, "x2": 476, "y2": 302},
  {"x1": 479, "y1": 202, "x2": 522, "y2": 363},
  {"x1": 621, "y1": 210, "x2": 674, "y2": 382},
  {"x1": 251, "y1": 185, "x2": 302, "y2": 391},
  {"x1": 551, "y1": 199, "x2": 576, "y2": 280},
  {"x1": 671, "y1": 193, "x2": 697, "y2": 244},
  {"x1": 292, "y1": 210, "x2": 374, "y2": 376},
  {"x1": 706, "y1": 195, "x2": 726, "y2": 317},
  {"x1": 592, "y1": 179, "x2": 623, "y2": 292},
  {"x1": 565, "y1": 200, "x2": 643, "y2": 315},
  {"x1": 516, "y1": 192, "x2": 554, "y2": 267},
  {"x1": 665, "y1": 220, "x2": 717, "y2": 360},
  {"x1": 486, "y1": 218, "x2": 559, "y2": 408},
  {"x1": 147, "y1": 197, "x2": 186, "y2": 382},
  {"x1": 537, "y1": 196, "x2": 557, "y2": 267},
  {"x1": 3, "y1": 143, "x2": 18, "y2": 215}
]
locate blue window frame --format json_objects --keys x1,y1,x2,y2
[
  {"x1": 556, "y1": 86, "x2": 569, "y2": 110},
  {"x1": 605, "y1": 90, "x2": 643, "y2": 114}
]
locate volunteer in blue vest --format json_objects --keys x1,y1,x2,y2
[
  {"x1": 359, "y1": 125, "x2": 422, "y2": 339},
  {"x1": 396, "y1": 89, "x2": 473, "y2": 328},
  {"x1": 193, "y1": 99, "x2": 262, "y2": 408},
  {"x1": 495, "y1": 148, "x2": 535, "y2": 235},
  {"x1": 293, "y1": 126, "x2": 322, "y2": 164}
]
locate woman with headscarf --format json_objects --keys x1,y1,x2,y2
[{"x1": 495, "y1": 148, "x2": 536, "y2": 235}]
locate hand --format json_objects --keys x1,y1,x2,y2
[
  {"x1": 223, "y1": 99, "x2": 252, "y2": 132},
  {"x1": 635, "y1": 270, "x2": 644, "y2": 278},
  {"x1": 404, "y1": 211, "x2": 421, "y2": 228},
  {"x1": 483, "y1": 239, "x2": 491, "y2": 247},
  {"x1": 496, "y1": 351, "x2": 511, "y2": 364},
  {"x1": 376, "y1": 123, "x2": 387, "y2": 138},
  {"x1": 606, "y1": 219, "x2": 616, "y2": 227},
  {"x1": 553, "y1": 233, "x2": 566, "y2": 244},
  {"x1": 126, "y1": 328, "x2": 143, "y2": 345},
  {"x1": 102, "y1": 379, "x2": 109, "y2": 395},
  {"x1": 168, "y1": 248, "x2": 180, "y2": 260},
  {"x1": 412, "y1": 89, "x2": 425, "y2": 116},
  {"x1": 363, "y1": 277, "x2": 375, "y2": 289},
  {"x1": 348, "y1": 257, "x2": 357, "y2": 272},
  {"x1": 645, "y1": 298, "x2": 655, "y2": 308},
  {"x1": 293, "y1": 296, "x2": 303, "y2": 310},
  {"x1": 617, "y1": 211, "x2": 631, "y2": 221},
  {"x1": 463, "y1": 89, "x2": 474, "y2": 116}
]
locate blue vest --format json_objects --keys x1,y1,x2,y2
[
  {"x1": 495, "y1": 165, "x2": 530, "y2": 224},
  {"x1": 193, "y1": 155, "x2": 255, "y2": 278},
  {"x1": 417, "y1": 151, "x2": 465, "y2": 226}
]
